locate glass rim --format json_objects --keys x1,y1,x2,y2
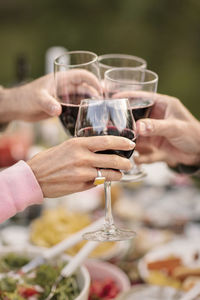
[
  {"x1": 54, "y1": 50, "x2": 98, "y2": 68},
  {"x1": 104, "y1": 67, "x2": 158, "y2": 85},
  {"x1": 98, "y1": 53, "x2": 147, "y2": 69}
]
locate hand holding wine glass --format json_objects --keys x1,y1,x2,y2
[
  {"x1": 75, "y1": 98, "x2": 137, "y2": 241},
  {"x1": 135, "y1": 93, "x2": 200, "y2": 167}
]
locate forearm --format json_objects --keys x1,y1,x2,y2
[
  {"x1": 0, "y1": 85, "x2": 25, "y2": 123},
  {"x1": 0, "y1": 160, "x2": 43, "y2": 224}
]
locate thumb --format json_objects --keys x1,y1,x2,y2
[
  {"x1": 136, "y1": 118, "x2": 180, "y2": 139},
  {"x1": 39, "y1": 90, "x2": 62, "y2": 117}
]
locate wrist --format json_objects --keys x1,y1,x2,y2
[{"x1": 0, "y1": 86, "x2": 18, "y2": 123}]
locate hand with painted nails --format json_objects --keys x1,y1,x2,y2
[{"x1": 136, "y1": 93, "x2": 200, "y2": 167}]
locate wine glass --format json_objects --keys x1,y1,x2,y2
[
  {"x1": 75, "y1": 98, "x2": 137, "y2": 241},
  {"x1": 54, "y1": 50, "x2": 102, "y2": 136},
  {"x1": 104, "y1": 67, "x2": 158, "y2": 181},
  {"x1": 98, "y1": 54, "x2": 147, "y2": 182},
  {"x1": 98, "y1": 53, "x2": 147, "y2": 79}
]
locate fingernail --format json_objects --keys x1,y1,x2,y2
[
  {"x1": 128, "y1": 140, "x2": 135, "y2": 148},
  {"x1": 139, "y1": 121, "x2": 147, "y2": 134},
  {"x1": 50, "y1": 104, "x2": 60, "y2": 115}
]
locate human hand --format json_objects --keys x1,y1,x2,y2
[
  {"x1": 0, "y1": 74, "x2": 60, "y2": 122},
  {"x1": 0, "y1": 69, "x2": 102, "y2": 123},
  {"x1": 27, "y1": 136, "x2": 134, "y2": 197},
  {"x1": 55, "y1": 68, "x2": 102, "y2": 104},
  {"x1": 135, "y1": 93, "x2": 200, "y2": 167}
]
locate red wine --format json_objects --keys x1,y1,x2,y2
[
  {"x1": 130, "y1": 98, "x2": 154, "y2": 121},
  {"x1": 59, "y1": 93, "x2": 90, "y2": 136},
  {"x1": 77, "y1": 126, "x2": 135, "y2": 159},
  {"x1": 60, "y1": 104, "x2": 79, "y2": 136}
]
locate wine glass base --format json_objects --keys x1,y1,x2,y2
[
  {"x1": 82, "y1": 226, "x2": 136, "y2": 242},
  {"x1": 121, "y1": 170, "x2": 147, "y2": 182}
]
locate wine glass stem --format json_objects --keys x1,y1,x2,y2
[{"x1": 104, "y1": 181, "x2": 114, "y2": 229}]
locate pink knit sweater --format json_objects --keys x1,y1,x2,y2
[{"x1": 0, "y1": 160, "x2": 43, "y2": 223}]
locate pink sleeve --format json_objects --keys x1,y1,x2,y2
[{"x1": 0, "y1": 160, "x2": 43, "y2": 224}]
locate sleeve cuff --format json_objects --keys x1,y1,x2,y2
[{"x1": 0, "y1": 160, "x2": 43, "y2": 223}]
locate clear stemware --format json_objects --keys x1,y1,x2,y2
[
  {"x1": 54, "y1": 50, "x2": 102, "y2": 137},
  {"x1": 104, "y1": 67, "x2": 158, "y2": 181},
  {"x1": 75, "y1": 98, "x2": 137, "y2": 241}
]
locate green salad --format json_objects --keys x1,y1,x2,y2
[{"x1": 0, "y1": 253, "x2": 80, "y2": 300}]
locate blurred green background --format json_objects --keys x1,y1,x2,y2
[{"x1": 0, "y1": 0, "x2": 199, "y2": 118}]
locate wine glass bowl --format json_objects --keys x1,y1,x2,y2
[
  {"x1": 104, "y1": 68, "x2": 158, "y2": 182},
  {"x1": 104, "y1": 68, "x2": 158, "y2": 120},
  {"x1": 75, "y1": 98, "x2": 137, "y2": 241},
  {"x1": 54, "y1": 51, "x2": 102, "y2": 136},
  {"x1": 98, "y1": 53, "x2": 147, "y2": 79}
]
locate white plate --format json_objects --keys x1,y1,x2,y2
[
  {"x1": 138, "y1": 238, "x2": 200, "y2": 281},
  {"x1": 116, "y1": 284, "x2": 183, "y2": 300}
]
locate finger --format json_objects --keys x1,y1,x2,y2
[
  {"x1": 135, "y1": 147, "x2": 199, "y2": 167},
  {"x1": 92, "y1": 153, "x2": 132, "y2": 171},
  {"x1": 75, "y1": 136, "x2": 135, "y2": 152},
  {"x1": 135, "y1": 152, "x2": 166, "y2": 164},
  {"x1": 42, "y1": 181, "x2": 95, "y2": 197},
  {"x1": 58, "y1": 82, "x2": 100, "y2": 103},
  {"x1": 88, "y1": 168, "x2": 122, "y2": 182},
  {"x1": 22, "y1": 112, "x2": 50, "y2": 122},
  {"x1": 101, "y1": 168, "x2": 122, "y2": 181},
  {"x1": 63, "y1": 69, "x2": 102, "y2": 94},
  {"x1": 135, "y1": 136, "x2": 156, "y2": 153},
  {"x1": 136, "y1": 119, "x2": 183, "y2": 138},
  {"x1": 39, "y1": 90, "x2": 62, "y2": 116},
  {"x1": 110, "y1": 90, "x2": 155, "y2": 99}
]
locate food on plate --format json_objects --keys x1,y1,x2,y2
[
  {"x1": 0, "y1": 253, "x2": 79, "y2": 299},
  {"x1": 146, "y1": 255, "x2": 200, "y2": 291},
  {"x1": 172, "y1": 265, "x2": 200, "y2": 281},
  {"x1": 182, "y1": 276, "x2": 200, "y2": 291},
  {"x1": 89, "y1": 278, "x2": 120, "y2": 300},
  {"x1": 30, "y1": 207, "x2": 116, "y2": 258},
  {"x1": 147, "y1": 257, "x2": 182, "y2": 275},
  {"x1": 147, "y1": 270, "x2": 181, "y2": 290}
]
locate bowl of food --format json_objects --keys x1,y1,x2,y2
[
  {"x1": 85, "y1": 259, "x2": 131, "y2": 300},
  {"x1": 30, "y1": 207, "x2": 128, "y2": 260},
  {"x1": 0, "y1": 245, "x2": 90, "y2": 300}
]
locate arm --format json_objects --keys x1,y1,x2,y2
[
  {"x1": 0, "y1": 161, "x2": 43, "y2": 223},
  {"x1": 0, "y1": 136, "x2": 134, "y2": 223}
]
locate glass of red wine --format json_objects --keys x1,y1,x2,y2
[
  {"x1": 75, "y1": 98, "x2": 137, "y2": 241},
  {"x1": 54, "y1": 50, "x2": 102, "y2": 136},
  {"x1": 104, "y1": 67, "x2": 158, "y2": 182}
]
